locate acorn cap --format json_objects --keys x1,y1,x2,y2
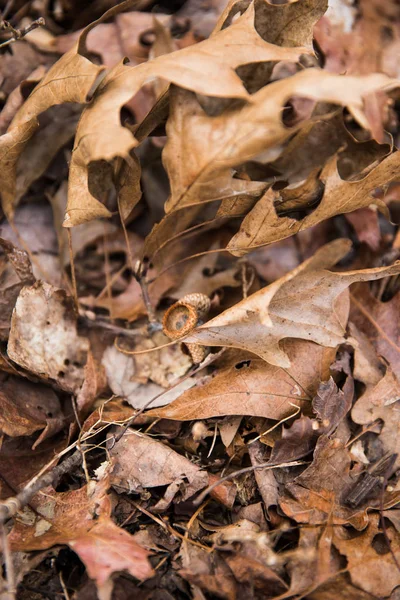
[{"x1": 162, "y1": 293, "x2": 211, "y2": 340}]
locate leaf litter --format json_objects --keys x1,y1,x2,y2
[{"x1": 2, "y1": 0, "x2": 400, "y2": 598}]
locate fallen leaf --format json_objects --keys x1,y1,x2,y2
[
  {"x1": 352, "y1": 368, "x2": 400, "y2": 468},
  {"x1": 8, "y1": 476, "x2": 154, "y2": 596},
  {"x1": 279, "y1": 435, "x2": 369, "y2": 529},
  {"x1": 0, "y1": 36, "x2": 104, "y2": 218},
  {"x1": 186, "y1": 242, "x2": 400, "y2": 367},
  {"x1": 0, "y1": 435, "x2": 68, "y2": 500},
  {"x1": 350, "y1": 286, "x2": 400, "y2": 380},
  {"x1": 109, "y1": 429, "x2": 233, "y2": 509},
  {"x1": 102, "y1": 340, "x2": 193, "y2": 410},
  {"x1": 312, "y1": 375, "x2": 354, "y2": 434},
  {"x1": 0, "y1": 237, "x2": 35, "y2": 340},
  {"x1": 334, "y1": 514, "x2": 400, "y2": 597},
  {"x1": 248, "y1": 441, "x2": 279, "y2": 513},
  {"x1": 345, "y1": 207, "x2": 381, "y2": 251},
  {"x1": 0, "y1": 375, "x2": 64, "y2": 446},
  {"x1": 254, "y1": 0, "x2": 328, "y2": 50},
  {"x1": 147, "y1": 340, "x2": 335, "y2": 421},
  {"x1": 270, "y1": 416, "x2": 318, "y2": 463},
  {"x1": 7, "y1": 281, "x2": 89, "y2": 392},
  {"x1": 64, "y1": 4, "x2": 308, "y2": 226},
  {"x1": 228, "y1": 151, "x2": 399, "y2": 255}
]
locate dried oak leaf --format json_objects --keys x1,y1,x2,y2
[
  {"x1": 185, "y1": 241, "x2": 400, "y2": 367},
  {"x1": 228, "y1": 151, "x2": 400, "y2": 255},
  {"x1": 0, "y1": 38, "x2": 104, "y2": 219},
  {"x1": 8, "y1": 476, "x2": 154, "y2": 596},
  {"x1": 147, "y1": 340, "x2": 336, "y2": 421},
  {"x1": 64, "y1": 4, "x2": 308, "y2": 227},
  {"x1": 333, "y1": 514, "x2": 400, "y2": 597},
  {"x1": 350, "y1": 286, "x2": 400, "y2": 380},
  {"x1": 109, "y1": 429, "x2": 234, "y2": 510},
  {"x1": 0, "y1": 376, "x2": 63, "y2": 447},
  {"x1": 253, "y1": 0, "x2": 328, "y2": 50},
  {"x1": 145, "y1": 70, "x2": 397, "y2": 259},
  {"x1": 352, "y1": 368, "x2": 400, "y2": 468},
  {"x1": 7, "y1": 281, "x2": 89, "y2": 393}
]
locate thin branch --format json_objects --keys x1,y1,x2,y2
[{"x1": 0, "y1": 17, "x2": 45, "y2": 49}]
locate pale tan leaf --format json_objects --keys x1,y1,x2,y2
[
  {"x1": 0, "y1": 47, "x2": 103, "y2": 218},
  {"x1": 64, "y1": 3, "x2": 307, "y2": 226},
  {"x1": 185, "y1": 241, "x2": 400, "y2": 367},
  {"x1": 7, "y1": 281, "x2": 89, "y2": 392},
  {"x1": 228, "y1": 151, "x2": 399, "y2": 255}
]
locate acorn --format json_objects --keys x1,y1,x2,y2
[{"x1": 162, "y1": 293, "x2": 211, "y2": 363}]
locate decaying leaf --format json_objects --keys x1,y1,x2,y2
[
  {"x1": 7, "y1": 281, "x2": 89, "y2": 392},
  {"x1": 0, "y1": 376, "x2": 63, "y2": 447},
  {"x1": 8, "y1": 475, "x2": 154, "y2": 596},
  {"x1": 334, "y1": 514, "x2": 400, "y2": 597},
  {"x1": 350, "y1": 286, "x2": 400, "y2": 380},
  {"x1": 102, "y1": 342, "x2": 193, "y2": 409},
  {"x1": 352, "y1": 368, "x2": 400, "y2": 468},
  {"x1": 228, "y1": 151, "x2": 399, "y2": 255},
  {"x1": 109, "y1": 429, "x2": 235, "y2": 510},
  {"x1": 186, "y1": 242, "x2": 400, "y2": 367}
]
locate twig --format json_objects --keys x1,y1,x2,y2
[
  {"x1": 0, "y1": 17, "x2": 45, "y2": 49},
  {"x1": 67, "y1": 229, "x2": 79, "y2": 314},
  {"x1": 80, "y1": 315, "x2": 143, "y2": 337},
  {"x1": 0, "y1": 449, "x2": 82, "y2": 525},
  {"x1": 59, "y1": 571, "x2": 71, "y2": 600},
  {"x1": 193, "y1": 459, "x2": 307, "y2": 506},
  {"x1": 133, "y1": 260, "x2": 158, "y2": 326},
  {"x1": 1, "y1": 521, "x2": 16, "y2": 599}
]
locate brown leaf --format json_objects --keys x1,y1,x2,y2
[
  {"x1": 64, "y1": 4, "x2": 308, "y2": 226},
  {"x1": 333, "y1": 514, "x2": 400, "y2": 597},
  {"x1": 350, "y1": 286, "x2": 400, "y2": 380},
  {"x1": 0, "y1": 237, "x2": 35, "y2": 341},
  {"x1": 352, "y1": 368, "x2": 400, "y2": 468},
  {"x1": 0, "y1": 41, "x2": 103, "y2": 219},
  {"x1": 312, "y1": 375, "x2": 354, "y2": 434},
  {"x1": 345, "y1": 207, "x2": 381, "y2": 251},
  {"x1": 270, "y1": 416, "x2": 318, "y2": 463},
  {"x1": 254, "y1": 0, "x2": 328, "y2": 50},
  {"x1": 102, "y1": 340, "x2": 193, "y2": 410},
  {"x1": 8, "y1": 477, "x2": 154, "y2": 593},
  {"x1": 228, "y1": 151, "x2": 399, "y2": 255},
  {"x1": 279, "y1": 435, "x2": 369, "y2": 529},
  {"x1": 7, "y1": 281, "x2": 89, "y2": 392},
  {"x1": 109, "y1": 429, "x2": 232, "y2": 509},
  {"x1": 147, "y1": 70, "x2": 397, "y2": 256},
  {"x1": 248, "y1": 441, "x2": 279, "y2": 513},
  {"x1": 0, "y1": 376, "x2": 63, "y2": 446},
  {"x1": 186, "y1": 241, "x2": 400, "y2": 367},
  {"x1": 0, "y1": 434, "x2": 68, "y2": 500},
  {"x1": 0, "y1": 238, "x2": 34, "y2": 284},
  {"x1": 147, "y1": 340, "x2": 335, "y2": 421}
]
